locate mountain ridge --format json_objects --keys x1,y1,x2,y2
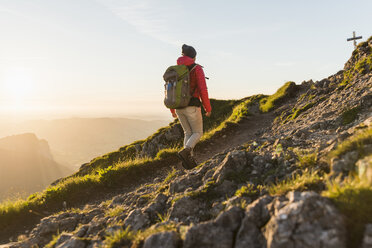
[{"x1": 0, "y1": 133, "x2": 72, "y2": 202}]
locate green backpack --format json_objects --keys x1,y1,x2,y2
[{"x1": 163, "y1": 64, "x2": 197, "y2": 109}]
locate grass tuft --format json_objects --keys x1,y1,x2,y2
[
  {"x1": 104, "y1": 226, "x2": 136, "y2": 248},
  {"x1": 259, "y1": 81, "x2": 297, "y2": 112},
  {"x1": 295, "y1": 149, "x2": 318, "y2": 168},
  {"x1": 323, "y1": 178, "x2": 372, "y2": 248},
  {"x1": 234, "y1": 183, "x2": 263, "y2": 198},
  {"x1": 328, "y1": 127, "x2": 372, "y2": 160},
  {"x1": 155, "y1": 148, "x2": 179, "y2": 160},
  {"x1": 268, "y1": 170, "x2": 324, "y2": 196}
]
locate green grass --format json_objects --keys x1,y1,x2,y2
[
  {"x1": 76, "y1": 98, "x2": 241, "y2": 177},
  {"x1": 104, "y1": 226, "x2": 136, "y2": 248},
  {"x1": 295, "y1": 149, "x2": 318, "y2": 168},
  {"x1": 323, "y1": 178, "x2": 372, "y2": 248},
  {"x1": 0, "y1": 96, "x2": 250, "y2": 231},
  {"x1": 106, "y1": 205, "x2": 126, "y2": 218},
  {"x1": 0, "y1": 156, "x2": 173, "y2": 231},
  {"x1": 163, "y1": 168, "x2": 177, "y2": 184},
  {"x1": 155, "y1": 147, "x2": 179, "y2": 160},
  {"x1": 103, "y1": 223, "x2": 178, "y2": 248},
  {"x1": 268, "y1": 170, "x2": 324, "y2": 196},
  {"x1": 201, "y1": 95, "x2": 263, "y2": 141},
  {"x1": 234, "y1": 183, "x2": 263, "y2": 198},
  {"x1": 341, "y1": 106, "x2": 361, "y2": 125},
  {"x1": 328, "y1": 127, "x2": 372, "y2": 160},
  {"x1": 45, "y1": 232, "x2": 63, "y2": 248},
  {"x1": 291, "y1": 102, "x2": 316, "y2": 119},
  {"x1": 202, "y1": 98, "x2": 241, "y2": 132},
  {"x1": 259, "y1": 81, "x2": 297, "y2": 113},
  {"x1": 339, "y1": 44, "x2": 372, "y2": 87}
]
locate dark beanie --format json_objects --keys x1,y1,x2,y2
[{"x1": 182, "y1": 44, "x2": 197, "y2": 58}]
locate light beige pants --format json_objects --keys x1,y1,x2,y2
[{"x1": 176, "y1": 106, "x2": 203, "y2": 150}]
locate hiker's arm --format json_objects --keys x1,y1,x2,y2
[
  {"x1": 170, "y1": 109, "x2": 177, "y2": 118},
  {"x1": 196, "y1": 66, "x2": 212, "y2": 113}
]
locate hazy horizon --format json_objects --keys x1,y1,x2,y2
[{"x1": 1, "y1": 0, "x2": 371, "y2": 121}]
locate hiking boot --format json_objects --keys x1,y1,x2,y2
[{"x1": 177, "y1": 147, "x2": 197, "y2": 170}]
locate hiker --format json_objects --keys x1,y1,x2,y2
[{"x1": 171, "y1": 44, "x2": 212, "y2": 169}]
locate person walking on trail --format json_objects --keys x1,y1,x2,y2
[{"x1": 171, "y1": 44, "x2": 212, "y2": 169}]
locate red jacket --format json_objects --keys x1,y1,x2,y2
[{"x1": 170, "y1": 56, "x2": 212, "y2": 114}]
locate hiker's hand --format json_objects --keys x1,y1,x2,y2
[
  {"x1": 205, "y1": 112, "x2": 212, "y2": 117},
  {"x1": 172, "y1": 112, "x2": 177, "y2": 118}
]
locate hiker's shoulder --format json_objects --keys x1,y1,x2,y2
[{"x1": 194, "y1": 63, "x2": 204, "y2": 71}]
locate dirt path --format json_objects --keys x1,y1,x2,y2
[{"x1": 196, "y1": 113, "x2": 275, "y2": 162}]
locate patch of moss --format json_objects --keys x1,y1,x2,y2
[
  {"x1": 341, "y1": 106, "x2": 361, "y2": 125},
  {"x1": 186, "y1": 180, "x2": 219, "y2": 203},
  {"x1": 259, "y1": 81, "x2": 297, "y2": 113},
  {"x1": 323, "y1": 179, "x2": 372, "y2": 248},
  {"x1": 291, "y1": 102, "x2": 316, "y2": 119}
]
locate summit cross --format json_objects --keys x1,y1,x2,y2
[{"x1": 347, "y1": 31, "x2": 363, "y2": 49}]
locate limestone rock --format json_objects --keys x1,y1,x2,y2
[
  {"x1": 124, "y1": 209, "x2": 150, "y2": 231},
  {"x1": 264, "y1": 191, "x2": 346, "y2": 248},
  {"x1": 362, "y1": 224, "x2": 372, "y2": 248},
  {"x1": 183, "y1": 207, "x2": 244, "y2": 248},
  {"x1": 213, "y1": 150, "x2": 248, "y2": 183},
  {"x1": 143, "y1": 231, "x2": 181, "y2": 248},
  {"x1": 357, "y1": 155, "x2": 372, "y2": 183},
  {"x1": 169, "y1": 196, "x2": 201, "y2": 223}
]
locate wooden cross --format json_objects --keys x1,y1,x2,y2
[{"x1": 347, "y1": 31, "x2": 362, "y2": 48}]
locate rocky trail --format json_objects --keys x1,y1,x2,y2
[{"x1": 196, "y1": 113, "x2": 275, "y2": 163}]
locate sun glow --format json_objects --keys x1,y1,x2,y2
[{"x1": 1, "y1": 67, "x2": 35, "y2": 113}]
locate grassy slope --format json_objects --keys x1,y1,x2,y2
[{"x1": 0, "y1": 96, "x2": 261, "y2": 233}]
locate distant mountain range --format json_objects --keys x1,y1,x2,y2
[
  {"x1": 0, "y1": 118, "x2": 169, "y2": 169},
  {"x1": 0, "y1": 133, "x2": 72, "y2": 201}
]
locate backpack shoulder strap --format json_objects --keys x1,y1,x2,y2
[{"x1": 187, "y1": 63, "x2": 198, "y2": 72}]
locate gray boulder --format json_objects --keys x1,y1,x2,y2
[
  {"x1": 169, "y1": 196, "x2": 202, "y2": 222},
  {"x1": 264, "y1": 191, "x2": 346, "y2": 248},
  {"x1": 357, "y1": 155, "x2": 372, "y2": 183},
  {"x1": 143, "y1": 193, "x2": 169, "y2": 222},
  {"x1": 213, "y1": 150, "x2": 248, "y2": 183},
  {"x1": 183, "y1": 207, "x2": 244, "y2": 248},
  {"x1": 56, "y1": 237, "x2": 86, "y2": 248},
  {"x1": 362, "y1": 224, "x2": 372, "y2": 248},
  {"x1": 124, "y1": 209, "x2": 150, "y2": 231},
  {"x1": 143, "y1": 231, "x2": 181, "y2": 248}
]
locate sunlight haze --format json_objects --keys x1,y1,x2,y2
[{"x1": 0, "y1": 0, "x2": 371, "y2": 120}]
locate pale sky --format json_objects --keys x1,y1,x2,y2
[{"x1": 0, "y1": 0, "x2": 371, "y2": 120}]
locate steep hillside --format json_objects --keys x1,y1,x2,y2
[
  {"x1": 0, "y1": 133, "x2": 72, "y2": 201},
  {"x1": 0, "y1": 36, "x2": 371, "y2": 248}
]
